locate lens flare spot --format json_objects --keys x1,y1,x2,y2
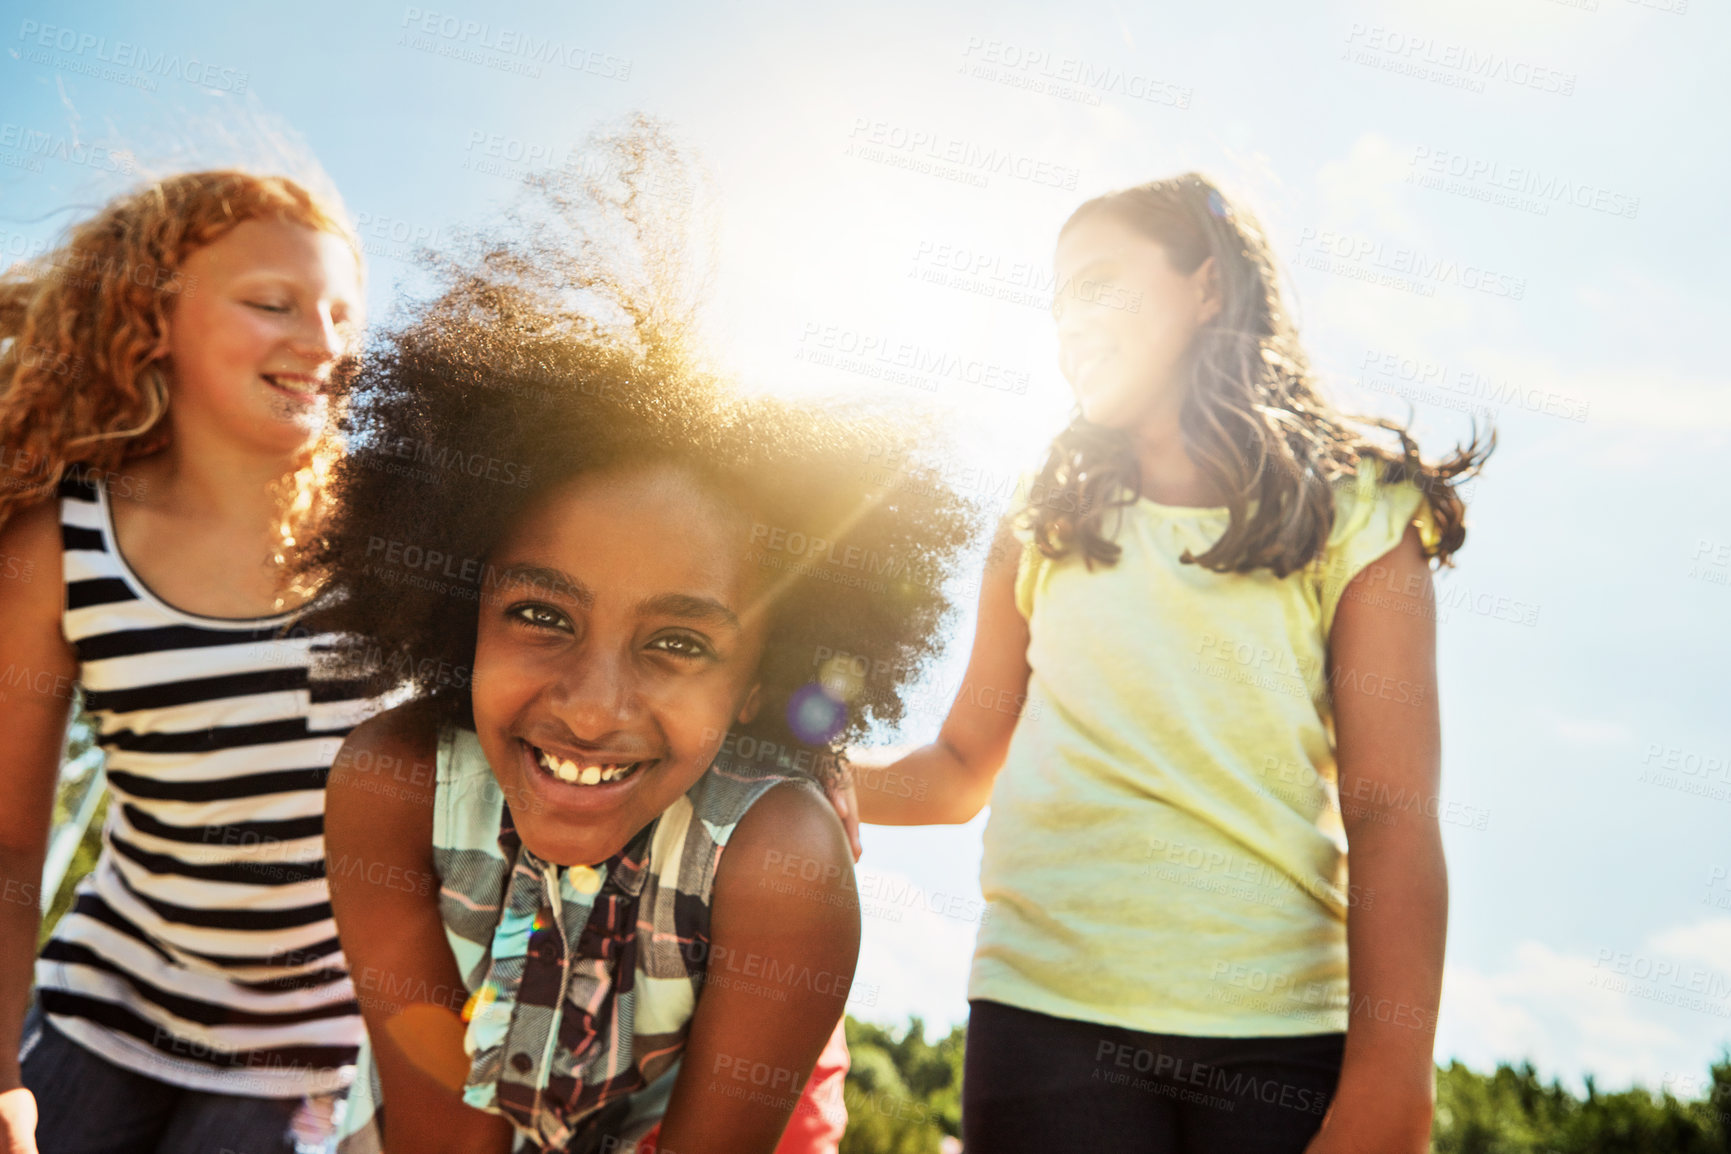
[
  {"x1": 787, "y1": 681, "x2": 848, "y2": 745},
  {"x1": 817, "y1": 654, "x2": 866, "y2": 702}
]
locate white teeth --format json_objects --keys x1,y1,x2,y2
[{"x1": 534, "y1": 747, "x2": 641, "y2": 787}]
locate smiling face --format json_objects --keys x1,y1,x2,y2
[
  {"x1": 161, "y1": 217, "x2": 363, "y2": 457},
  {"x1": 470, "y1": 461, "x2": 773, "y2": 867},
  {"x1": 1052, "y1": 211, "x2": 1219, "y2": 432}
]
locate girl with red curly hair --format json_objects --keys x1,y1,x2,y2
[{"x1": 0, "y1": 171, "x2": 372, "y2": 1153}]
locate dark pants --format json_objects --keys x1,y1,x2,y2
[
  {"x1": 19, "y1": 1004, "x2": 337, "y2": 1154},
  {"x1": 962, "y1": 999, "x2": 1344, "y2": 1154}
]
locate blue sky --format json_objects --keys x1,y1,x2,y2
[{"x1": 4, "y1": 0, "x2": 1727, "y2": 1093}]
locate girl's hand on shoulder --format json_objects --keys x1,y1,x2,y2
[
  {"x1": 848, "y1": 514, "x2": 1031, "y2": 828},
  {"x1": 822, "y1": 769, "x2": 862, "y2": 863},
  {"x1": 656, "y1": 781, "x2": 861, "y2": 1154}
]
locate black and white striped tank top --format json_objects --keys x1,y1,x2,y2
[{"x1": 34, "y1": 473, "x2": 379, "y2": 1097}]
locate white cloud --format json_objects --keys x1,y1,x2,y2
[
  {"x1": 1650, "y1": 919, "x2": 1731, "y2": 972},
  {"x1": 1314, "y1": 131, "x2": 1423, "y2": 239},
  {"x1": 1454, "y1": 345, "x2": 1731, "y2": 433},
  {"x1": 850, "y1": 867, "x2": 981, "y2": 1039},
  {"x1": 1438, "y1": 922, "x2": 1731, "y2": 1091},
  {"x1": 1284, "y1": 131, "x2": 1483, "y2": 358}
]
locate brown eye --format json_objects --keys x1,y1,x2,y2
[
  {"x1": 508, "y1": 603, "x2": 571, "y2": 633},
  {"x1": 648, "y1": 633, "x2": 711, "y2": 660}
]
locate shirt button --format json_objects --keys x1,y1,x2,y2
[
  {"x1": 511, "y1": 1052, "x2": 534, "y2": 1073},
  {"x1": 565, "y1": 865, "x2": 601, "y2": 894}
]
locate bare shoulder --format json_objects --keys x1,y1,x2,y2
[
  {"x1": 714, "y1": 779, "x2": 858, "y2": 928},
  {"x1": 341, "y1": 698, "x2": 442, "y2": 761},
  {"x1": 327, "y1": 700, "x2": 445, "y2": 827},
  {"x1": 726, "y1": 780, "x2": 851, "y2": 870},
  {"x1": 1333, "y1": 522, "x2": 1435, "y2": 642},
  {"x1": 324, "y1": 703, "x2": 446, "y2": 936},
  {"x1": 0, "y1": 497, "x2": 65, "y2": 560},
  {"x1": 0, "y1": 498, "x2": 67, "y2": 622}
]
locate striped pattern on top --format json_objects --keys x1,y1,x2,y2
[
  {"x1": 32, "y1": 473, "x2": 378, "y2": 1097},
  {"x1": 336, "y1": 726, "x2": 816, "y2": 1154}
]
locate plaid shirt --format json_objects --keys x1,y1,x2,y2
[{"x1": 337, "y1": 726, "x2": 812, "y2": 1154}]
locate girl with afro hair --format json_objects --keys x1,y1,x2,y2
[{"x1": 304, "y1": 122, "x2": 981, "y2": 1154}]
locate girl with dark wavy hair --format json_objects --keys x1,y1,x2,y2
[
  {"x1": 852, "y1": 173, "x2": 1491, "y2": 1154},
  {"x1": 0, "y1": 171, "x2": 371, "y2": 1153}
]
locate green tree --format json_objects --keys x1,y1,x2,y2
[
  {"x1": 38, "y1": 702, "x2": 106, "y2": 948},
  {"x1": 835, "y1": 1014, "x2": 1731, "y2": 1154},
  {"x1": 840, "y1": 1016, "x2": 964, "y2": 1154},
  {"x1": 1422, "y1": 1056, "x2": 1730, "y2": 1154}
]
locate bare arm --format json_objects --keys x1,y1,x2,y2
[
  {"x1": 1307, "y1": 523, "x2": 1447, "y2": 1154},
  {"x1": 0, "y1": 501, "x2": 77, "y2": 1148},
  {"x1": 652, "y1": 782, "x2": 860, "y2": 1153},
  {"x1": 324, "y1": 706, "x2": 514, "y2": 1154},
  {"x1": 850, "y1": 521, "x2": 1031, "y2": 826}
]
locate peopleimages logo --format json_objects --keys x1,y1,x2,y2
[
  {"x1": 398, "y1": 7, "x2": 632, "y2": 79},
  {"x1": 1294, "y1": 228, "x2": 1527, "y2": 301},
  {"x1": 795, "y1": 321, "x2": 1032, "y2": 395},
  {"x1": 0, "y1": 124, "x2": 133, "y2": 175},
  {"x1": 846, "y1": 118, "x2": 1080, "y2": 191},
  {"x1": 1357, "y1": 346, "x2": 1590, "y2": 424},
  {"x1": 15, "y1": 20, "x2": 250, "y2": 91},
  {"x1": 957, "y1": 36, "x2": 1193, "y2": 109},
  {"x1": 1341, "y1": 23, "x2": 1576, "y2": 96},
  {"x1": 1408, "y1": 146, "x2": 1640, "y2": 220}
]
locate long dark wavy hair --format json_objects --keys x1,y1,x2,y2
[{"x1": 1025, "y1": 173, "x2": 1492, "y2": 577}]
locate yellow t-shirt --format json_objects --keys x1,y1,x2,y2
[{"x1": 967, "y1": 461, "x2": 1440, "y2": 1036}]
